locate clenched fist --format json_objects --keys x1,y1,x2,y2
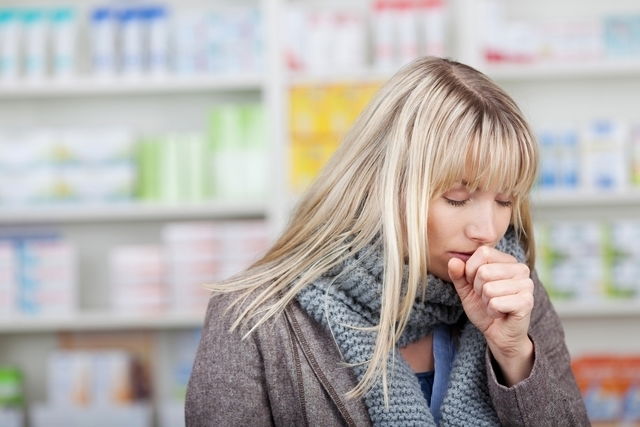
[{"x1": 448, "y1": 245, "x2": 535, "y2": 386}]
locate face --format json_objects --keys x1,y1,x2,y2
[{"x1": 427, "y1": 182, "x2": 513, "y2": 281}]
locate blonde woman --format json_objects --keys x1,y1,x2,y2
[{"x1": 186, "y1": 57, "x2": 588, "y2": 426}]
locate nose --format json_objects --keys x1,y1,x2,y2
[{"x1": 464, "y1": 203, "x2": 499, "y2": 244}]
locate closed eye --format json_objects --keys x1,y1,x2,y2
[
  {"x1": 496, "y1": 200, "x2": 512, "y2": 207},
  {"x1": 445, "y1": 198, "x2": 467, "y2": 207}
]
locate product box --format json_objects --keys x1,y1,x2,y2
[
  {"x1": 601, "y1": 221, "x2": 640, "y2": 299},
  {"x1": 109, "y1": 245, "x2": 167, "y2": 313},
  {"x1": 573, "y1": 356, "x2": 640, "y2": 423},
  {"x1": 581, "y1": 120, "x2": 629, "y2": 191},
  {"x1": 163, "y1": 221, "x2": 269, "y2": 311},
  {"x1": 0, "y1": 366, "x2": 23, "y2": 408},
  {"x1": 17, "y1": 236, "x2": 77, "y2": 315},
  {"x1": 536, "y1": 221, "x2": 603, "y2": 301},
  {"x1": 208, "y1": 104, "x2": 267, "y2": 200},
  {"x1": 631, "y1": 125, "x2": 640, "y2": 187},
  {"x1": 0, "y1": 365, "x2": 24, "y2": 427},
  {"x1": 288, "y1": 84, "x2": 379, "y2": 192}
]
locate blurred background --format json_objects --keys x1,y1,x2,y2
[{"x1": 0, "y1": 0, "x2": 638, "y2": 426}]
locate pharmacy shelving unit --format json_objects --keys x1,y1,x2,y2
[
  {"x1": 2, "y1": 0, "x2": 640, "y2": 425},
  {"x1": 0, "y1": 0, "x2": 286, "y2": 422}
]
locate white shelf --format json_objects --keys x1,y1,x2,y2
[
  {"x1": 482, "y1": 59, "x2": 640, "y2": 81},
  {"x1": 288, "y1": 59, "x2": 640, "y2": 86},
  {"x1": 0, "y1": 201, "x2": 267, "y2": 224},
  {"x1": 289, "y1": 69, "x2": 392, "y2": 86},
  {"x1": 555, "y1": 301, "x2": 640, "y2": 319},
  {"x1": 532, "y1": 190, "x2": 640, "y2": 208},
  {"x1": 0, "y1": 74, "x2": 264, "y2": 98},
  {"x1": 0, "y1": 311, "x2": 205, "y2": 333},
  {"x1": 0, "y1": 301, "x2": 636, "y2": 333}
]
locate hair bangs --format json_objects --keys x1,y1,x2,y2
[{"x1": 430, "y1": 109, "x2": 537, "y2": 200}]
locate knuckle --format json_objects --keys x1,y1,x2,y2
[
  {"x1": 525, "y1": 278, "x2": 534, "y2": 292},
  {"x1": 482, "y1": 282, "x2": 495, "y2": 297},
  {"x1": 524, "y1": 293, "x2": 534, "y2": 310},
  {"x1": 479, "y1": 246, "x2": 492, "y2": 258},
  {"x1": 477, "y1": 264, "x2": 494, "y2": 282}
]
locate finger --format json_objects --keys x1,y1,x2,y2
[
  {"x1": 473, "y1": 263, "x2": 531, "y2": 295},
  {"x1": 465, "y1": 246, "x2": 518, "y2": 285},
  {"x1": 486, "y1": 292, "x2": 534, "y2": 320},
  {"x1": 480, "y1": 278, "x2": 534, "y2": 306},
  {"x1": 447, "y1": 257, "x2": 471, "y2": 300}
]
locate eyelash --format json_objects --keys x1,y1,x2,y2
[{"x1": 444, "y1": 198, "x2": 513, "y2": 208}]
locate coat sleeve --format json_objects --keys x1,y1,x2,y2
[
  {"x1": 485, "y1": 270, "x2": 590, "y2": 426},
  {"x1": 185, "y1": 294, "x2": 274, "y2": 427}
]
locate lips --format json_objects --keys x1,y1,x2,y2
[{"x1": 448, "y1": 251, "x2": 473, "y2": 262}]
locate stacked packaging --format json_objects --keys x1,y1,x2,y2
[
  {"x1": 32, "y1": 349, "x2": 151, "y2": 427},
  {"x1": 536, "y1": 220, "x2": 640, "y2": 302},
  {"x1": 289, "y1": 84, "x2": 379, "y2": 192},
  {"x1": 109, "y1": 246, "x2": 166, "y2": 313},
  {"x1": 136, "y1": 103, "x2": 268, "y2": 203},
  {"x1": 109, "y1": 221, "x2": 269, "y2": 314},
  {"x1": 536, "y1": 121, "x2": 640, "y2": 193},
  {"x1": 573, "y1": 356, "x2": 640, "y2": 423},
  {"x1": 0, "y1": 128, "x2": 135, "y2": 205},
  {"x1": 0, "y1": 233, "x2": 76, "y2": 316}
]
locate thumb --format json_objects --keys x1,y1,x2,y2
[{"x1": 448, "y1": 257, "x2": 471, "y2": 298}]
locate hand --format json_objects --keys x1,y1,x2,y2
[{"x1": 447, "y1": 246, "x2": 534, "y2": 385}]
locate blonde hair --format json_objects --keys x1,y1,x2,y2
[{"x1": 209, "y1": 57, "x2": 539, "y2": 404}]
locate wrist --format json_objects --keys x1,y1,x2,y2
[
  {"x1": 488, "y1": 336, "x2": 534, "y2": 386},
  {"x1": 488, "y1": 335, "x2": 533, "y2": 360}
]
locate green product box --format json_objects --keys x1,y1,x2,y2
[
  {"x1": 0, "y1": 366, "x2": 24, "y2": 408},
  {"x1": 135, "y1": 137, "x2": 161, "y2": 201}
]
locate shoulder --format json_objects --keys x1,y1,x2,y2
[{"x1": 201, "y1": 290, "x2": 286, "y2": 343}]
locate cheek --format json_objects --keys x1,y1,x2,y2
[
  {"x1": 496, "y1": 209, "x2": 512, "y2": 234},
  {"x1": 427, "y1": 207, "x2": 451, "y2": 251}
]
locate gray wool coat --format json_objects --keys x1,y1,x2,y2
[{"x1": 185, "y1": 272, "x2": 590, "y2": 426}]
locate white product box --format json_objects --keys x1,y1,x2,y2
[
  {"x1": 47, "y1": 351, "x2": 93, "y2": 406},
  {"x1": 581, "y1": 121, "x2": 629, "y2": 191},
  {"x1": 18, "y1": 238, "x2": 77, "y2": 315},
  {"x1": 109, "y1": 245, "x2": 167, "y2": 312},
  {"x1": 547, "y1": 221, "x2": 602, "y2": 259},
  {"x1": 91, "y1": 351, "x2": 135, "y2": 405}
]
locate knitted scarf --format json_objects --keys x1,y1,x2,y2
[{"x1": 296, "y1": 228, "x2": 526, "y2": 426}]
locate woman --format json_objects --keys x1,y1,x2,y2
[{"x1": 186, "y1": 57, "x2": 589, "y2": 426}]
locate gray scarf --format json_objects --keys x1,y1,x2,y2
[{"x1": 296, "y1": 228, "x2": 526, "y2": 426}]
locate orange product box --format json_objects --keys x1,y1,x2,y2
[{"x1": 572, "y1": 356, "x2": 640, "y2": 423}]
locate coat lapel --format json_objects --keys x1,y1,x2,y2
[{"x1": 285, "y1": 301, "x2": 371, "y2": 426}]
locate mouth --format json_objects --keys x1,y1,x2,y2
[{"x1": 448, "y1": 251, "x2": 473, "y2": 262}]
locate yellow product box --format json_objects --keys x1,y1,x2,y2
[
  {"x1": 290, "y1": 134, "x2": 340, "y2": 192},
  {"x1": 290, "y1": 86, "x2": 331, "y2": 135}
]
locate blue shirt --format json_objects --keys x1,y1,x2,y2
[{"x1": 414, "y1": 324, "x2": 457, "y2": 425}]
